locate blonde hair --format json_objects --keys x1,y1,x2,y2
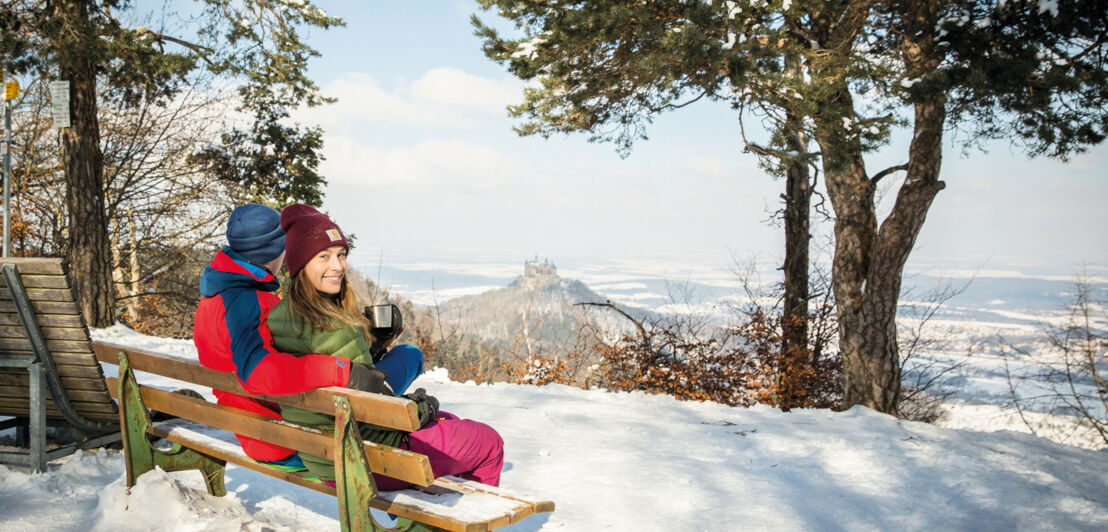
[{"x1": 286, "y1": 269, "x2": 373, "y2": 343}]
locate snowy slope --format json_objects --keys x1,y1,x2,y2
[{"x1": 1, "y1": 325, "x2": 1107, "y2": 531}]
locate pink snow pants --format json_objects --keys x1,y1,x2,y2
[{"x1": 375, "y1": 411, "x2": 504, "y2": 491}]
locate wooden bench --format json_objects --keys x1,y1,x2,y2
[
  {"x1": 93, "y1": 340, "x2": 554, "y2": 532},
  {"x1": 0, "y1": 257, "x2": 120, "y2": 472}
]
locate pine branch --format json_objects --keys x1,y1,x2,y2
[{"x1": 870, "y1": 163, "x2": 908, "y2": 185}]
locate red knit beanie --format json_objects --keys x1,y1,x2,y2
[{"x1": 280, "y1": 204, "x2": 349, "y2": 278}]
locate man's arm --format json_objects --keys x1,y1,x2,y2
[{"x1": 224, "y1": 291, "x2": 351, "y2": 396}]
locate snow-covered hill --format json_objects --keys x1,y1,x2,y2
[{"x1": 1, "y1": 325, "x2": 1107, "y2": 531}]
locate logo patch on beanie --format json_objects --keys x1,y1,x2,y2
[{"x1": 327, "y1": 228, "x2": 343, "y2": 242}]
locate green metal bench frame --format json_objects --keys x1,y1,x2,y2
[{"x1": 116, "y1": 349, "x2": 442, "y2": 532}]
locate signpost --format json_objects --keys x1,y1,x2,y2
[
  {"x1": 3, "y1": 78, "x2": 18, "y2": 257},
  {"x1": 50, "y1": 80, "x2": 70, "y2": 129}
]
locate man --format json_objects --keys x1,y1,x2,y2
[{"x1": 193, "y1": 203, "x2": 389, "y2": 467}]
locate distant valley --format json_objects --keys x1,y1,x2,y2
[{"x1": 357, "y1": 254, "x2": 1108, "y2": 349}]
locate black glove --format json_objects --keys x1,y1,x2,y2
[
  {"x1": 347, "y1": 363, "x2": 394, "y2": 395},
  {"x1": 403, "y1": 388, "x2": 440, "y2": 428},
  {"x1": 365, "y1": 304, "x2": 404, "y2": 362}
]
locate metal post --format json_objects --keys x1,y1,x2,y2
[
  {"x1": 28, "y1": 362, "x2": 47, "y2": 473},
  {"x1": 3, "y1": 95, "x2": 10, "y2": 257}
]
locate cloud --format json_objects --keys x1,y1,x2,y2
[
  {"x1": 302, "y1": 69, "x2": 525, "y2": 131},
  {"x1": 307, "y1": 72, "x2": 463, "y2": 128},
  {"x1": 319, "y1": 135, "x2": 524, "y2": 189},
  {"x1": 409, "y1": 67, "x2": 523, "y2": 113}
]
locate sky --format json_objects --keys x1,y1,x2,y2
[{"x1": 287, "y1": 1, "x2": 1107, "y2": 275}]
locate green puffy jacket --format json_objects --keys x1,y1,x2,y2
[{"x1": 267, "y1": 298, "x2": 405, "y2": 480}]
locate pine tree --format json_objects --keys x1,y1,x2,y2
[{"x1": 474, "y1": 0, "x2": 1108, "y2": 414}]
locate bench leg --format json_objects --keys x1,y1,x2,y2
[
  {"x1": 333, "y1": 395, "x2": 381, "y2": 532},
  {"x1": 332, "y1": 397, "x2": 447, "y2": 532},
  {"x1": 28, "y1": 363, "x2": 47, "y2": 473},
  {"x1": 116, "y1": 350, "x2": 228, "y2": 496}
]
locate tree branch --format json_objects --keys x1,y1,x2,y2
[
  {"x1": 870, "y1": 163, "x2": 908, "y2": 185},
  {"x1": 574, "y1": 301, "x2": 649, "y2": 341},
  {"x1": 114, "y1": 290, "x2": 188, "y2": 301},
  {"x1": 656, "y1": 90, "x2": 708, "y2": 112},
  {"x1": 133, "y1": 27, "x2": 216, "y2": 61}
]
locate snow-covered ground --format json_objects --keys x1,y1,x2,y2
[{"x1": 2, "y1": 326, "x2": 1107, "y2": 531}]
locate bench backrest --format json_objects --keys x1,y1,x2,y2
[
  {"x1": 95, "y1": 341, "x2": 435, "y2": 486},
  {"x1": 0, "y1": 258, "x2": 116, "y2": 422}
]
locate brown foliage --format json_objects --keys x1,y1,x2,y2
[
  {"x1": 595, "y1": 333, "x2": 751, "y2": 404},
  {"x1": 116, "y1": 246, "x2": 210, "y2": 338},
  {"x1": 730, "y1": 309, "x2": 841, "y2": 410},
  {"x1": 589, "y1": 294, "x2": 841, "y2": 410}
]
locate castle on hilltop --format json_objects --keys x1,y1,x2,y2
[{"x1": 518, "y1": 256, "x2": 558, "y2": 288}]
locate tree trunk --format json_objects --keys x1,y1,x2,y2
[
  {"x1": 127, "y1": 208, "x2": 140, "y2": 321},
  {"x1": 779, "y1": 110, "x2": 811, "y2": 412},
  {"x1": 803, "y1": 0, "x2": 949, "y2": 416},
  {"x1": 815, "y1": 70, "x2": 947, "y2": 414},
  {"x1": 817, "y1": 127, "x2": 889, "y2": 412},
  {"x1": 51, "y1": 0, "x2": 114, "y2": 327}
]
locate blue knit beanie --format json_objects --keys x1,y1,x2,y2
[{"x1": 226, "y1": 204, "x2": 286, "y2": 265}]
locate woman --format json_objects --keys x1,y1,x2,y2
[{"x1": 266, "y1": 203, "x2": 504, "y2": 489}]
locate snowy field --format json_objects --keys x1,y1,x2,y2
[
  {"x1": 2, "y1": 325, "x2": 1108, "y2": 531},
  {"x1": 896, "y1": 306, "x2": 1108, "y2": 451}
]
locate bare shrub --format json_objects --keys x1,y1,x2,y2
[
  {"x1": 897, "y1": 277, "x2": 978, "y2": 423},
  {"x1": 1001, "y1": 275, "x2": 1108, "y2": 448},
  {"x1": 578, "y1": 262, "x2": 842, "y2": 410}
]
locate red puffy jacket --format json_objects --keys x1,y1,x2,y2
[{"x1": 193, "y1": 247, "x2": 352, "y2": 461}]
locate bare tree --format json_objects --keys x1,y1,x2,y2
[
  {"x1": 724, "y1": 254, "x2": 841, "y2": 411},
  {"x1": 9, "y1": 74, "x2": 237, "y2": 336},
  {"x1": 103, "y1": 82, "x2": 238, "y2": 331}
]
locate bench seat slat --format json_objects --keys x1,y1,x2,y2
[
  {"x1": 0, "y1": 273, "x2": 72, "y2": 289},
  {"x1": 0, "y1": 325, "x2": 90, "y2": 341},
  {"x1": 0, "y1": 258, "x2": 65, "y2": 276},
  {"x1": 0, "y1": 373, "x2": 109, "y2": 390},
  {"x1": 150, "y1": 421, "x2": 336, "y2": 495},
  {"x1": 0, "y1": 300, "x2": 82, "y2": 315},
  {"x1": 94, "y1": 341, "x2": 420, "y2": 432},
  {"x1": 434, "y1": 476, "x2": 556, "y2": 515},
  {"x1": 151, "y1": 420, "x2": 545, "y2": 532},
  {"x1": 0, "y1": 312, "x2": 85, "y2": 328},
  {"x1": 105, "y1": 377, "x2": 435, "y2": 487}
]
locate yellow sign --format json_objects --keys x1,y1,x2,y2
[{"x1": 3, "y1": 81, "x2": 18, "y2": 101}]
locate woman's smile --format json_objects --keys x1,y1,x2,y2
[{"x1": 305, "y1": 245, "x2": 348, "y2": 294}]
